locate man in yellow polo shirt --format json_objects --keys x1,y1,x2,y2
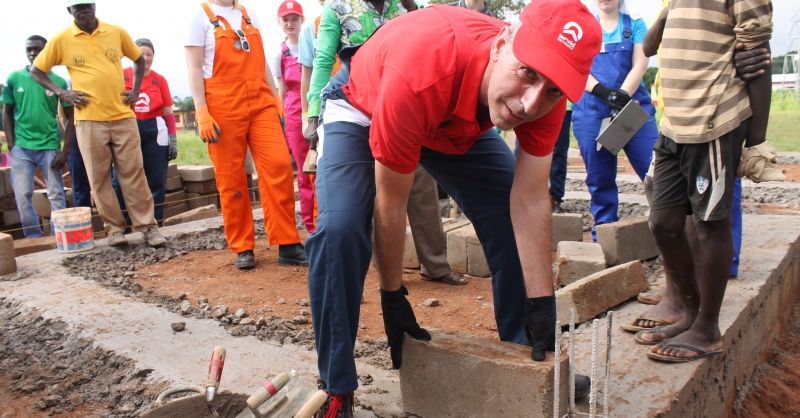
[{"x1": 30, "y1": 0, "x2": 166, "y2": 247}]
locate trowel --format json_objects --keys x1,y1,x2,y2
[
  {"x1": 236, "y1": 372, "x2": 292, "y2": 418},
  {"x1": 293, "y1": 390, "x2": 328, "y2": 418},
  {"x1": 204, "y1": 346, "x2": 226, "y2": 417}
]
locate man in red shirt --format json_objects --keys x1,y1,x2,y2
[{"x1": 305, "y1": 1, "x2": 601, "y2": 415}]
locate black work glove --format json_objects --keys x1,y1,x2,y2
[
  {"x1": 303, "y1": 116, "x2": 319, "y2": 149},
  {"x1": 524, "y1": 296, "x2": 556, "y2": 362},
  {"x1": 380, "y1": 285, "x2": 431, "y2": 369},
  {"x1": 591, "y1": 83, "x2": 631, "y2": 112}
]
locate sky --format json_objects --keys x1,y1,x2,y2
[{"x1": 1, "y1": 0, "x2": 797, "y2": 98}]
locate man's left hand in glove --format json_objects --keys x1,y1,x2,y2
[{"x1": 381, "y1": 285, "x2": 431, "y2": 369}]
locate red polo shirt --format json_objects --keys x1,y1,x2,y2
[{"x1": 342, "y1": 6, "x2": 564, "y2": 174}]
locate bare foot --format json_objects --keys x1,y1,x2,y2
[
  {"x1": 648, "y1": 327, "x2": 723, "y2": 362},
  {"x1": 636, "y1": 293, "x2": 686, "y2": 328},
  {"x1": 635, "y1": 317, "x2": 694, "y2": 345}
]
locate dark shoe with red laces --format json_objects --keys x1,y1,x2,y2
[{"x1": 315, "y1": 381, "x2": 353, "y2": 418}]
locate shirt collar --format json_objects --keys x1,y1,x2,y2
[
  {"x1": 70, "y1": 18, "x2": 106, "y2": 37},
  {"x1": 452, "y1": 39, "x2": 491, "y2": 122}
]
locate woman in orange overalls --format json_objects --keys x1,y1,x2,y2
[{"x1": 185, "y1": 0, "x2": 307, "y2": 270}]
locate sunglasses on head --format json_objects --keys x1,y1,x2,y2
[{"x1": 235, "y1": 29, "x2": 250, "y2": 52}]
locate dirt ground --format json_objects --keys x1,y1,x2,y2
[
  {"x1": 734, "y1": 295, "x2": 800, "y2": 417},
  {"x1": 136, "y1": 242, "x2": 499, "y2": 341}
]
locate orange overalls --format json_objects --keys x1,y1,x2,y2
[{"x1": 201, "y1": 3, "x2": 301, "y2": 253}]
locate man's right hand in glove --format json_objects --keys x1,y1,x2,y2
[
  {"x1": 591, "y1": 83, "x2": 631, "y2": 112},
  {"x1": 303, "y1": 116, "x2": 319, "y2": 149},
  {"x1": 381, "y1": 286, "x2": 431, "y2": 369},
  {"x1": 524, "y1": 296, "x2": 556, "y2": 362},
  {"x1": 196, "y1": 104, "x2": 221, "y2": 143}
]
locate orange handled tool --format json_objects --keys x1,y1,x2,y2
[{"x1": 205, "y1": 346, "x2": 226, "y2": 402}]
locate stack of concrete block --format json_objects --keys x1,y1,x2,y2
[
  {"x1": 165, "y1": 164, "x2": 183, "y2": 194},
  {"x1": 179, "y1": 165, "x2": 219, "y2": 210},
  {"x1": 403, "y1": 218, "x2": 471, "y2": 270},
  {"x1": 446, "y1": 223, "x2": 490, "y2": 278},
  {"x1": 0, "y1": 232, "x2": 17, "y2": 275},
  {"x1": 555, "y1": 241, "x2": 606, "y2": 287},
  {"x1": 0, "y1": 167, "x2": 22, "y2": 237}
]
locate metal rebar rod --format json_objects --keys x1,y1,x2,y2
[
  {"x1": 604, "y1": 312, "x2": 613, "y2": 418},
  {"x1": 589, "y1": 319, "x2": 599, "y2": 418},
  {"x1": 568, "y1": 308, "x2": 576, "y2": 413},
  {"x1": 554, "y1": 320, "x2": 561, "y2": 418}
]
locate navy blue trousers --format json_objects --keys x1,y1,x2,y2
[
  {"x1": 68, "y1": 136, "x2": 92, "y2": 207},
  {"x1": 549, "y1": 110, "x2": 572, "y2": 201},
  {"x1": 112, "y1": 118, "x2": 168, "y2": 224},
  {"x1": 307, "y1": 122, "x2": 528, "y2": 394}
]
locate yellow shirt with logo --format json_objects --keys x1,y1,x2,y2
[{"x1": 33, "y1": 20, "x2": 141, "y2": 122}]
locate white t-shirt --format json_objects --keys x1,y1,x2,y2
[
  {"x1": 270, "y1": 41, "x2": 299, "y2": 79},
  {"x1": 186, "y1": 3, "x2": 264, "y2": 79}
]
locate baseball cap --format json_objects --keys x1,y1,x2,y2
[
  {"x1": 512, "y1": 0, "x2": 601, "y2": 102},
  {"x1": 277, "y1": 0, "x2": 304, "y2": 17},
  {"x1": 66, "y1": 0, "x2": 95, "y2": 6}
]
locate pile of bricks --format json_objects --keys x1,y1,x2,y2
[
  {"x1": 177, "y1": 165, "x2": 219, "y2": 212},
  {"x1": 0, "y1": 167, "x2": 22, "y2": 238}
]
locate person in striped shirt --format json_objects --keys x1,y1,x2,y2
[{"x1": 634, "y1": 0, "x2": 772, "y2": 363}]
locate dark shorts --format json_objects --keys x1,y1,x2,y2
[{"x1": 650, "y1": 120, "x2": 749, "y2": 221}]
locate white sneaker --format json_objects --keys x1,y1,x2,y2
[
  {"x1": 142, "y1": 226, "x2": 167, "y2": 247},
  {"x1": 108, "y1": 231, "x2": 128, "y2": 247}
]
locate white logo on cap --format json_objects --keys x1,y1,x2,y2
[
  {"x1": 287, "y1": 2, "x2": 294, "y2": 8},
  {"x1": 557, "y1": 22, "x2": 583, "y2": 50}
]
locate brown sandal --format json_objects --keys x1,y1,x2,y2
[{"x1": 420, "y1": 272, "x2": 471, "y2": 286}]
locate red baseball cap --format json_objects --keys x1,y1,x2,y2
[
  {"x1": 512, "y1": 0, "x2": 601, "y2": 102},
  {"x1": 277, "y1": 0, "x2": 304, "y2": 17}
]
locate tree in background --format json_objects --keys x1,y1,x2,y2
[
  {"x1": 642, "y1": 67, "x2": 658, "y2": 91},
  {"x1": 771, "y1": 51, "x2": 798, "y2": 74},
  {"x1": 173, "y1": 96, "x2": 196, "y2": 130},
  {"x1": 427, "y1": 0, "x2": 525, "y2": 20}
]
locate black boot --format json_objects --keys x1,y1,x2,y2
[
  {"x1": 236, "y1": 250, "x2": 255, "y2": 270},
  {"x1": 278, "y1": 243, "x2": 308, "y2": 266}
]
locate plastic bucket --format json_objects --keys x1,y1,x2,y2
[{"x1": 51, "y1": 207, "x2": 94, "y2": 254}]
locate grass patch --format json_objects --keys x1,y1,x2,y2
[
  {"x1": 174, "y1": 130, "x2": 212, "y2": 166},
  {"x1": 768, "y1": 91, "x2": 800, "y2": 152}
]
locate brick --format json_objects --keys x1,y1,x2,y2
[
  {"x1": 0, "y1": 233, "x2": 17, "y2": 275},
  {"x1": 178, "y1": 165, "x2": 216, "y2": 182},
  {"x1": 401, "y1": 330, "x2": 566, "y2": 418},
  {"x1": 596, "y1": 216, "x2": 659, "y2": 266},
  {"x1": 164, "y1": 190, "x2": 187, "y2": 206},
  {"x1": 163, "y1": 202, "x2": 189, "y2": 220},
  {"x1": 442, "y1": 218, "x2": 471, "y2": 234},
  {"x1": 466, "y1": 236, "x2": 489, "y2": 278},
  {"x1": 555, "y1": 241, "x2": 606, "y2": 287},
  {"x1": 165, "y1": 175, "x2": 183, "y2": 192},
  {"x1": 186, "y1": 193, "x2": 218, "y2": 210},
  {"x1": 552, "y1": 213, "x2": 583, "y2": 250},
  {"x1": 556, "y1": 261, "x2": 648, "y2": 324},
  {"x1": 14, "y1": 236, "x2": 56, "y2": 257},
  {"x1": 32, "y1": 189, "x2": 52, "y2": 218},
  {"x1": 1, "y1": 209, "x2": 20, "y2": 226},
  {"x1": 184, "y1": 179, "x2": 218, "y2": 194},
  {"x1": 164, "y1": 204, "x2": 219, "y2": 226},
  {"x1": 403, "y1": 225, "x2": 420, "y2": 269},
  {"x1": 446, "y1": 224, "x2": 472, "y2": 273},
  {"x1": 167, "y1": 163, "x2": 179, "y2": 179},
  {"x1": 0, "y1": 167, "x2": 11, "y2": 196}
]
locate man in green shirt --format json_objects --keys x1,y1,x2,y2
[{"x1": 1, "y1": 35, "x2": 73, "y2": 238}]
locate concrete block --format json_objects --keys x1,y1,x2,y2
[
  {"x1": 164, "y1": 190, "x2": 187, "y2": 206},
  {"x1": 165, "y1": 175, "x2": 183, "y2": 192},
  {"x1": 403, "y1": 225, "x2": 420, "y2": 269},
  {"x1": 401, "y1": 330, "x2": 566, "y2": 418},
  {"x1": 596, "y1": 216, "x2": 659, "y2": 266},
  {"x1": 186, "y1": 193, "x2": 218, "y2": 210},
  {"x1": 552, "y1": 213, "x2": 583, "y2": 250},
  {"x1": 164, "y1": 204, "x2": 219, "y2": 226},
  {"x1": 1, "y1": 209, "x2": 20, "y2": 226},
  {"x1": 0, "y1": 167, "x2": 11, "y2": 197},
  {"x1": 184, "y1": 179, "x2": 218, "y2": 194},
  {"x1": 32, "y1": 189, "x2": 53, "y2": 218},
  {"x1": 446, "y1": 224, "x2": 472, "y2": 273},
  {"x1": 555, "y1": 241, "x2": 606, "y2": 287},
  {"x1": 556, "y1": 261, "x2": 648, "y2": 324},
  {"x1": 466, "y1": 236, "x2": 489, "y2": 278},
  {"x1": 163, "y1": 202, "x2": 189, "y2": 220},
  {"x1": 0, "y1": 196, "x2": 15, "y2": 212},
  {"x1": 167, "y1": 163, "x2": 179, "y2": 179},
  {"x1": 178, "y1": 165, "x2": 215, "y2": 182},
  {"x1": 442, "y1": 218, "x2": 471, "y2": 234},
  {"x1": 0, "y1": 232, "x2": 17, "y2": 275}
]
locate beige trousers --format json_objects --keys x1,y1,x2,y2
[
  {"x1": 407, "y1": 165, "x2": 451, "y2": 278},
  {"x1": 75, "y1": 119, "x2": 156, "y2": 233}
]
